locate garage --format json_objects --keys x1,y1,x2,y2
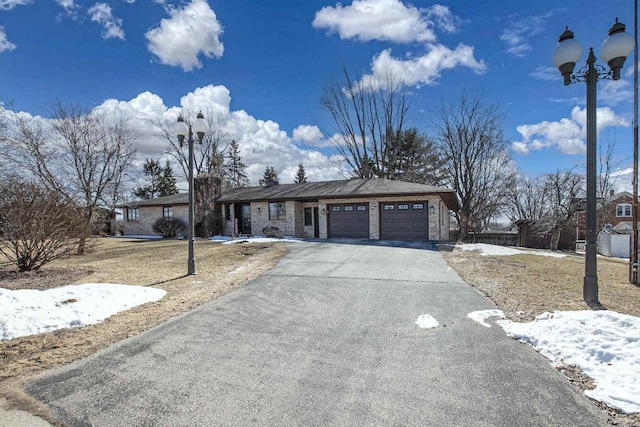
[
  {"x1": 327, "y1": 203, "x2": 370, "y2": 238},
  {"x1": 380, "y1": 202, "x2": 429, "y2": 240}
]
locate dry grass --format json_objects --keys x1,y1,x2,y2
[
  {"x1": 0, "y1": 237, "x2": 288, "y2": 424},
  {"x1": 443, "y1": 245, "x2": 640, "y2": 426},
  {"x1": 443, "y1": 247, "x2": 640, "y2": 322}
]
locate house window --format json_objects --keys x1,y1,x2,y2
[
  {"x1": 383, "y1": 204, "x2": 395, "y2": 210},
  {"x1": 163, "y1": 206, "x2": 173, "y2": 218},
  {"x1": 398, "y1": 204, "x2": 409, "y2": 210},
  {"x1": 356, "y1": 205, "x2": 367, "y2": 211},
  {"x1": 225, "y1": 204, "x2": 231, "y2": 221},
  {"x1": 304, "y1": 207, "x2": 313, "y2": 226},
  {"x1": 412, "y1": 203, "x2": 424, "y2": 210},
  {"x1": 331, "y1": 206, "x2": 341, "y2": 212},
  {"x1": 126, "y1": 207, "x2": 139, "y2": 222},
  {"x1": 269, "y1": 202, "x2": 286, "y2": 220},
  {"x1": 616, "y1": 203, "x2": 632, "y2": 217},
  {"x1": 344, "y1": 205, "x2": 354, "y2": 211}
]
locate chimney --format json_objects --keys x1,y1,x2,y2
[{"x1": 610, "y1": 189, "x2": 615, "y2": 197}]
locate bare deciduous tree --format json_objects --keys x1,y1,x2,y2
[
  {"x1": 432, "y1": 91, "x2": 516, "y2": 239},
  {"x1": 0, "y1": 179, "x2": 87, "y2": 271},
  {"x1": 596, "y1": 138, "x2": 623, "y2": 229},
  {"x1": 1, "y1": 100, "x2": 138, "y2": 253},
  {"x1": 320, "y1": 67, "x2": 409, "y2": 179},
  {"x1": 535, "y1": 169, "x2": 584, "y2": 251},
  {"x1": 505, "y1": 175, "x2": 546, "y2": 223}
]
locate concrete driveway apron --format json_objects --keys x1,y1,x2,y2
[{"x1": 26, "y1": 241, "x2": 607, "y2": 426}]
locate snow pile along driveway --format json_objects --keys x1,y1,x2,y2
[
  {"x1": 498, "y1": 310, "x2": 640, "y2": 413},
  {"x1": 0, "y1": 283, "x2": 167, "y2": 341}
]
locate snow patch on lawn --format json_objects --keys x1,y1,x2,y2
[
  {"x1": 498, "y1": 310, "x2": 640, "y2": 414},
  {"x1": 459, "y1": 243, "x2": 566, "y2": 258},
  {"x1": 221, "y1": 236, "x2": 304, "y2": 244},
  {"x1": 415, "y1": 314, "x2": 439, "y2": 329},
  {"x1": 0, "y1": 283, "x2": 166, "y2": 341}
]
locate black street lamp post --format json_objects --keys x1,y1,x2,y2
[
  {"x1": 553, "y1": 20, "x2": 634, "y2": 303},
  {"x1": 174, "y1": 112, "x2": 209, "y2": 275}
]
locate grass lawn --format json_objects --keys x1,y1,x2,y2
[
  {"x1": 442, "y1": 246, "x2": 640, "y2": 322},
  {"x1": 0, "y1": 237, "x2": 288, "y2": 423}
]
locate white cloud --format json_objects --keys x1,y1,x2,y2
[
  {"x1": 500, "y1": 11, "x2": 554, "y2": 57},
  {"x1": 145, "y1": 0, "x2": 224, "y2": 71},
  {"x1": 0, "y1": 26, "x2": 16, "y2": 52},
  {"x1": 599, "y1": 78, "x2": 633, "y2": 106},
  {"x1": 92, "y1": 85, "x2": 345, "y2": 185},
  {"x1": 358, "y1": 43, "x2": 486, "y2": 89},
  {"x1": 292, "y1": 124, "x2": 335, "y2": 148},
  {"x1": 512, "y1": 105, "x2": 630, "y2": 155},
  {"x1": 312, "y1": 0, "x2": 459, "y2": 44},
  {"x1": 88, "y1": 3, "x2": 125, "y2": 40},
  {"x1": 0, "y1": 0, "x2": 30, "y2": 10},
  {"x1": 179, "y1": 85, "x2": 230, "y2": 117},
  {"x1": 530, "y1": 66, "x2": 558, "y2": 82},
  {"x1": 56, "y1": 0, "x2": 77, "y2": 13}
]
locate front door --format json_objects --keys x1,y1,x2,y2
[
  {"x1": 313, "y1": 207, "x2": 319, "y2": 238},
  {"x1": 241, "y1": 204, "x2": 252, "y2": 235},
  {"x1": 234, "y1": 203, "x2": 252, "y2": 235}
]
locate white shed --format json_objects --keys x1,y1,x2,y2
[{"x1": 597, "y1": 227, "x2": 630, "y2": 258}]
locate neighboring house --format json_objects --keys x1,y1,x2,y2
[
  {"x1": 596, "y1": 191, "x2": 639, "y2": 229},
  {"x1": 122, "y1": 178, "x2": 460, "y2": 241},
  {"x1": 216, "y1": 178, "x2": 459, "y2": 241},
  {"x1": 516, "y1": 191, "x2": 640, "y2": 253},
  {"x1": 592, "y1": 191, "x2": 639, "y2": 258},
  {"x1": 122, "y1": 193, "x2": 188, "y2": 236}
]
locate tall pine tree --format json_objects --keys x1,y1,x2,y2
[
  {"x1": 259, "y1": 166, "x2": 279, "y2": 185},
  {"x1": 294, "y1": 163, "x2": 308, "y2": 184},
  {"x1": 133, "y1": 159, "x2": 178, "y2": 199},
  {"x1": 224, "y1": 140, "x2": 249, "y2": 188}
]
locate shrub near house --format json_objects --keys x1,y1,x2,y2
[{"x1": 152, "y1": 217, "x2": 187, "y2": 238}]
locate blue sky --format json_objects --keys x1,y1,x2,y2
[{"x1": 0, "y1": 0, "x2": 637, "y2": 189}]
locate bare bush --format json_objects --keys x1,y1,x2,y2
[
  {"x1": 0, "y1": 180, "x2": 87, "y2": 271},
  {"x1": 152, "y1": 217, "x2": 187, "y2": 238}
]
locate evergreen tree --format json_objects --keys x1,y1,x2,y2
[
  {"x1": 386, "y1": 128, "x2": 443, "y2": 185},
  {"x1": 260, "y1": 166, "x2": 279, "y2": 185},
  {"x1": 158, "y1": 160, "x2": 178, "y2": 196},
  {"x1": 294, "y1": 163, "x2": 308, "y2": 184},
  {"x1": 225, "y1": 140, "x2": 249, "y2": 188},
  {"x1": 133, "y1": 159, "x2": 178, "y2": 199}
]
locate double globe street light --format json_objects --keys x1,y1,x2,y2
[
  {"x1": 553, "y1": 19, "x2": 634, "y2": 303},
  {"x1": 174, "y1": 112, "x2": 209, "y2": 275}
]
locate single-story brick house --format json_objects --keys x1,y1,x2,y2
[
  {"x1": 121, "y1": 192, "x2": 189, "y2": 236},
  {"x1": 122, "y1": 178, "x2": 460, "y2": 241}
]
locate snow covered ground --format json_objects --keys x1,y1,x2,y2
[
  {"x1": 0, "y1": 283, "x2": 166, "y2": 341},
  {"x1": 210, "y1": 236, "x2": 304, "y2": 244},
  {"x1": 468, "y1": 309, "x2": 640, "y2": 414},
  {"x1": 459, "y1": 243, "x2": 567, "y2": 258}
]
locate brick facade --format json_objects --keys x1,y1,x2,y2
[
  {"x1": 123, "y1": 204, "x2": 188, "y2": 236},
  {"x1": 221, "y1": 194, "x2": 451, "y2": 241}
]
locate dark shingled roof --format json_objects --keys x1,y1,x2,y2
[
  {"x1": 125, "y1": 193, "x2": 188, "y2": 207},
  {"x1": 217, "y1": 178, "x2": 460, "y2": 211},
  {"x1": 124, "y1": 179, "x2": 460, "y2": 211}
]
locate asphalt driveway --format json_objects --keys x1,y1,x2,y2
[{"x1": 26, "y1": 241, "x2": 607, "y2": 426}]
